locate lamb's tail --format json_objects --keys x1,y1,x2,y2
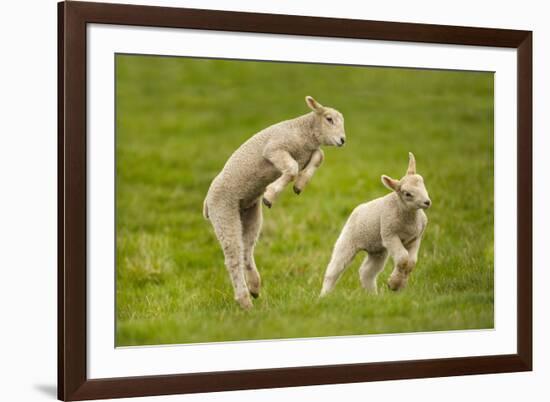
[{"x1": 202, "y1": 198, "x2": 209, "y2": 220}]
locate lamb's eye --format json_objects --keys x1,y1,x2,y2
[
  {"x1": 404, "y1": 192, "x2": 413, "y2": 197},
  {"x1": 326, "y1": 116, "x2": 334, "y2": 124}
]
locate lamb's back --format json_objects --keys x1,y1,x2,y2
[
  {"x1": 344, "y1": 196, "x2": 389, "y2": 253},
  {"x1": 208, "y1": 125, "x2": 284, "y2": 204}
]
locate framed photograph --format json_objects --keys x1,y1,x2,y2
[{"x1": 58, "y1": 1, "x2": 532, "y2": 400}]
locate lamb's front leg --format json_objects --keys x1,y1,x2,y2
[
  {"x1": 405, "y1": 236, "x2": 423, "y2": 273},
  {"x1": 293, "y1": 149, "x2": 324, "y2": 195},
  {"x1": 384, "y1": 235, "x2": 411, "y2": 291},
  {"x1": 358, "y1": 251, "x2": 388, "y2": 294},
  {"x1": 262, "y1": 150, "x2": 299, "y2": 208}
]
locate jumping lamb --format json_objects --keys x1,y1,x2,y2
[
  {"x1": 204, "y1": 96, "x2": 346, "y2": 309},
  {"x1": 320, "y1": 152, "x2": 430, "y2": 297}
]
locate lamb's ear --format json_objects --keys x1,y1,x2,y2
[
  {"x1": 406, "y1": 152, "x2": 416, "y2": 175},
  {"x1": 305, "y1": 96, "x2": 324, "y2": 114},
  {"x1": 381, "y1": 175, "x2": 400, "y2": 192}
]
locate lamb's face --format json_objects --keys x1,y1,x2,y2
[
  {"x1": 381, "y1": 152, "x2": 432, "y2": 211},
  {"x1": 398, "y1": 174, "x2": 431, "y2": 210},
  {"x1": 305, "y1": 96, "x2": 346, "y2": 147},
  {"x1": 318, "y1": 107, "x2": 346, "y2": 147}
]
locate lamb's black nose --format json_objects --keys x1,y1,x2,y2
[
  {"x1": 340, "y1": 137, "x2": 345, "y2": 145},
  {"x1": 424, "y1": 200, "x2": 431, "y2": 207}
]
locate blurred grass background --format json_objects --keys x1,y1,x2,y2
[{"x1": 115, "y1": 55, "x2": 494, "y2": 346}]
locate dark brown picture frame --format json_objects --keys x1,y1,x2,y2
[{"x1": 58, "y1": 1, "x2": 532, "y2": 400}]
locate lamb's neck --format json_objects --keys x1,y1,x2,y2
[
  {"x1": 295, "y1": 112, "x2": 321, "y2": 149},
  {"x1": 392, "y1": 193, "x2": 420, "y2": 222}
]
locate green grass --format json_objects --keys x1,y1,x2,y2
[{"x1": 115, "y1": 55, "x2": 494, "y2": 346}]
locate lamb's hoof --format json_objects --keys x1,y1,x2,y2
[
  {"x1": 262, "y1": 197, "x2": 272, "y2": 208},
  {"x1": 364, "y1": 287, "x2": 378, "y2": 295},
  {"x1": 387, "y1": 281, "x2": 403, "y2": 292},
  {"x1": 293, "y1": 185, "x2": 302, "y2": 195},
  {"x1": 250, "y1": 291, "x2": 260, "y2": 299},
  {"x1": 236, "y1": 295, "x2": 253, "y2": 310}
]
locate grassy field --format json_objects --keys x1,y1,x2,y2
[{"x1": 115, "y1": 55, "x2": 494, "y2": 346}]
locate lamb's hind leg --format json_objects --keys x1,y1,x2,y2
[
  {"x1": 320, "y1": 233, "x2": 359, "y2": 297},
  {"x1": 358, "y1": 251, "x2": 388, "y2": 294},
  {"x1": 208, "y1": 203, "x2": 252, "y2": 309},
  {"x1": 241, "y1": 199, "x2": 263, "y2": 298}
]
